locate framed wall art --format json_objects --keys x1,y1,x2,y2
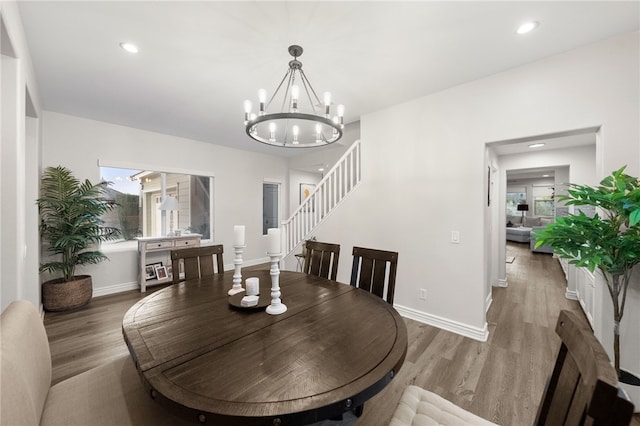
[{"x1": 300, "y1": 183, "x2": 315, "y2": 212}]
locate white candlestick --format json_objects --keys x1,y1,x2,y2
[
  {"x1": 266, "y1": 253, "x2": 286, "y2": 315},
  {"x1": 233, "y1": 225, "x2": 245, "y2": 246},
  {"x1": 246, "y1": 277, "x2": 259, "y2": 296},
  {"x1": 267, "y1": 228, "x2": 281, "y2": 255},
  {"x1": 228, "y1": 244, "x2": 246, "y2": 296}
]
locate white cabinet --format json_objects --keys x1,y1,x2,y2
[
  {"x1": 575, "y1": 266, "x2": 596, "y2": 329},
  {"x1": 136, "y1": 235, "x2": 201, "y2": 292}
]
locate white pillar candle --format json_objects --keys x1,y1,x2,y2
[
  {"x1": 246, "y1": 277, "x2": 259, "y2": 296},
  {"x1": 267, "y1": 228, "x2": 281, "y2": 254},
  {"x1": 234, "y1": 225, "x2": 245, "y2": 246}
]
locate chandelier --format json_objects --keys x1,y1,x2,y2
[{"x1": 243, "y1": 45, "x2": 344, "y2": 148}]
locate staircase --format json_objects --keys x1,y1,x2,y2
[{"x1": 282, "y1": 140, "x2": 362, "y2": 257}]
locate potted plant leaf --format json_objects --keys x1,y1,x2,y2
[
  {"x1": 37, "y1": 166, "x2": 120, "y2": 311},
  {"x1": 534, "y1": 166, "x2": 640, "y2": 383}
]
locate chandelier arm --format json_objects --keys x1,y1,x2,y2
[
  {"x1": 298, "y1": 73, "x2": 318, "y2": 115},
  {"x1": 279, "y1": 70, "x2": 296, "y2": 113},
  {"x1": 299, "y1": 69, "x2": 324, "y2": 110},
  {"x1": 266, "y1": 69, "x2": 292, "y2": 110}
]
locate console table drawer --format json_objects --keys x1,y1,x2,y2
[
  {"x1": 146, "y1": 241, "x2": 174, "y2": 250},
  {"x1": 174, "y1": 238, "x2": 199, "y2": 248}
]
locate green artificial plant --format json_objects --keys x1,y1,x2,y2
[
  {"x1": 534, "y1": 166, "x2": 640, "y2": 377},
  {"x1": 38, "y1": 166, "x2": 120, "y2": 282}
]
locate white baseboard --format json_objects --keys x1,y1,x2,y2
[
  {"x1": 565, "y1": 289, "x2": 578, "y2": 300},
  {"x1": 495, "y1": 278, "x2": 508, "y2": 287},
  {"x1": 92, "y1": 257, "x2": 272, "y2": 298},
  {"x1": 394, "y1": 304, "x2": 489, "y2": 342},
  {"x1": 93, "y1": 281, "x2": 139, "y2": 297}
]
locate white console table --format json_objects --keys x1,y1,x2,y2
[{"x1": 136, "y1": 234, "x2": 201, "y2": 292}]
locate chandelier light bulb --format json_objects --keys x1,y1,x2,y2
[
  {"x1": 292, "y1": 125, "x2": 299, "y2": 144},
  {"x1": 315, "y1": 124, "x2": 322, "y2": 143},
  {"x1": 243, "y1": 100, "x2": 252, "y2": 123},
  {"x1": 269, "y1": 123, "x2": 277, "y2": 142},
  {"x1": 323, "y1": 91, "x2": 331, "y2": 106},
  {"x1": 337, "y1": 104, "x2": 345, "y2": 128},
  {"x1": 258, "y1": 89, "x2": 267, "y2": 103},
  {"x1": 291, "y1": 85, "x2": 300, "y2": 112},
  {"x1": 323, "y1": 92, "x2": 331, "y2": 117},
  {"x1": 258, "y1": 89, "x2": 267, "y2": 115}
]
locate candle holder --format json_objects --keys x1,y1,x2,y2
[
  {"x1": 265, "y1": 252, "x2": 287, "y2": 315},
  {"x1": 228, "y1": 245, "x2": 246, "y2": 296}
]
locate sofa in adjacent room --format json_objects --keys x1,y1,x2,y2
[
  {"x1": 530, "y1": 225, "x2": 554, "y2": 254},
  {"x1": 506, "y1": 215, "x2": 555, "y2": 253}
]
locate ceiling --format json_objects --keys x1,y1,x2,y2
[{"x1": 15, "y1": 1, "x2": 639, "y2": 158}]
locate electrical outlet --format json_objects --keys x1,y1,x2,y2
[{"x1": 419, "y1": 288, "x2": 427, "y2": 300}]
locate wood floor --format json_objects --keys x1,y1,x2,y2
[{"x1": 43, "y1": 245, "x2": 639, "y2": 425}]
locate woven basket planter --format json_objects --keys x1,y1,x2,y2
[{"x1": 42, "y1": 275, "x2": 92, "y2": 312}]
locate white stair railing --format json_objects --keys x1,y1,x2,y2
[{"x1": 282, "y1": 140, "x2": 362, "y2": 257}]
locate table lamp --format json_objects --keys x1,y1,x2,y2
[
  {"x1": 517, "y1": 203, "x2": 529, "y2": 221},
  {"x1": 158, "y1": 196, "x2": 180, "y2": 236}
]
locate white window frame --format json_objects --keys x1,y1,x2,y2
[{"x1": 98, "y1": 160, "x2": 215, "y2": 246}]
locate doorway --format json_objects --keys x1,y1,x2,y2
[{"x1": 486, "y1": 128, "x2": 597, "y2": 290}]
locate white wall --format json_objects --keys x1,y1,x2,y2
[
  {"x1": 41, "y1": 111, "x2": 290, "y2": 294},
  {"x1": 1, "y1": 2, "x2": 43, "y2": 312},
  {"x1": 306, "y1": 31, "x2": 640, "y2": 393}
]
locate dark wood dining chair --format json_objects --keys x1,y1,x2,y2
[
  {"x1": 170, "y1": 245, "x2": 224, "y2": 284},
  {"x1": 350, "y1": 246, "x2": 398, "y2": 304},
  {"x1": 302, "y1": 240, "x2": 341, "y2": 281}
]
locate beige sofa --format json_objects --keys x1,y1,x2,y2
[{"x1": 0, "y1": 300, "x2": 194, "y2": 426}]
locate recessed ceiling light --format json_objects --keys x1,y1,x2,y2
[
  {"x1": 517, "y1": 21, "x2": 539, "y2": 35},
  {"x1": 528, "y1": 143, "x2": 545, "y2": 148},
  {"x1": 543, "y1": 174, "x2": 550, "y2": 177},
  {"x1": 119, "y1": 42, "x2": 139, "y2": 54}
]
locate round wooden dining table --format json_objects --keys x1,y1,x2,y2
[{"x1": 122, "y1": 269, "x2": 407, "y2": 425}]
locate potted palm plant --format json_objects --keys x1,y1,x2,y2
[
  {"x1": 534, "y1": 166, "x2": 639, "y2": 382},
  {"x1": 37, "y1": 166, "x2": 120, "y2": 311}
]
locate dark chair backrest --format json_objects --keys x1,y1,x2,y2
[
  {"x1": 535, "y1": 310, "x2": 634, "y2": 425},
  {"x1": 350, "y1": 246, "x2": 398, "y2": 304},
  {"x1": 302, "y1": 240, "x2": 340, "y2": 281},
  {"x1": 171, "y1": 245, "x2": 224, "y2": 284}
]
